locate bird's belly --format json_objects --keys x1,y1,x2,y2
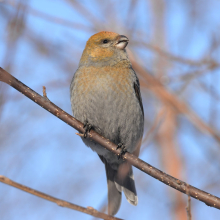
[
  {"x1": 73, "y1": 85, "x2": 143, "y2": 157},
  {"x1": 71, "y1": 69, "x2": 144, "y2": 163}
]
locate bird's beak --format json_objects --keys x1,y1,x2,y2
[{"x1": 115, "y1": 35, "x2": 129, "y2": 50}]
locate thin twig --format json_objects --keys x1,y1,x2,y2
[
  {"x1": 42, "y1": 86, "x2": 47, "y2": 97},
  {"x1": 0, "y1": 67, "x2": 220, "y2": 209},
  {"x1": 2, "y1": 0, "x2": 91, "y2": 32},
  {"x1": 141, "y1": 108, "x2": 166, "y2": 149},
  {"x1": 0, "y1": 176, "x2": 122, "y2": 220},
  {"x1": 42, "y1": 86, "x2": 50, "y2": 101},
  {"x1": 133, "y1": 40, "x2": 214, "y2": 66}
]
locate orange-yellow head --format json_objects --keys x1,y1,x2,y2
[{"x1": 79, "y1": 31, "x2": 130, "y2": 67}]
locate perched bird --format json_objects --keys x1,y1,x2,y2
[{"x1": 70, "y1": 31, "x2": 144, "y2": 216}]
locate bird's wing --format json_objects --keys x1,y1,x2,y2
[{"x1": 133, "y1": 72, "x2": 144, "y2": 117}]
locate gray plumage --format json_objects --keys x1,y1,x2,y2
[{"x1": 70, "y1": 31, "x2": 144, "y2": 216}]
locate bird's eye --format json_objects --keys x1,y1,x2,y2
[{"x1": 103, "y1": 39, "x2": 109, "y2": 44}]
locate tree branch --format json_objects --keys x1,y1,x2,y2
[
  {"x1": 1, "y1": 67, "x2": 220, "y2": 210},
  {"x1": 186, "y1": 184, "x2": 192, "y2": 220},
  {"x1": 0, "y1": 176, "x2": 122, "y2": 220}
]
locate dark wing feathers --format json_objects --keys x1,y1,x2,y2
[{"x1": 133, "y1": 79, "x2": 144, "y2": 117}]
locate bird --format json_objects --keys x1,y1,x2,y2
[{"x1": 70, "y1": 31, "x2": 144, "y2": 216}]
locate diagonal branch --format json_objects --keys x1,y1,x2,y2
[
  {"x1": 0, "y1": 176, "x2": 122, "y2": 220},
  {"x1": 186, "y1": 184, "x2": 192, "y2": 220},
  {"x1": 1, "y1": 67, "x2": 220, "y2": 210}
]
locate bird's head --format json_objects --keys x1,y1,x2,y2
[{"x1": 79, "y1": 31, "x2": 130, "y2": 67}]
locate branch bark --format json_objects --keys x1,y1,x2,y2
[
  {"x1": 1, "y1": 67, "x2": 220, "y2": 210},
  {"x1": 186, "y1": 184, "x2": 192, "y2": 220},
  {"x1": 0, "y1": 176, "x2": 122, "y2": 220}
]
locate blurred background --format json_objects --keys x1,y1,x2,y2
[{"x1": 1, "y1": 0, "x2": 220, "y2": 219}]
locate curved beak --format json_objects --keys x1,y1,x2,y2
[{"x1": 115, "y1": 35, "x2": 129, "y2": 50}]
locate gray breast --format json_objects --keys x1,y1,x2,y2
[{"x1": 70, "y1": 68, "x2": 144, "y2": 166}]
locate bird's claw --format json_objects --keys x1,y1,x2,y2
[
  {"x1": 117, "y1": 143, "x2": 127, "y2": 159},
  {"x1": 83, "y1": 121, "x2": 93, "y2": 138}
]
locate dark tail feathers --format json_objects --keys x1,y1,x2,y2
[{"x1": 102, "y1": 157, "x2": 137, "y2": 216}]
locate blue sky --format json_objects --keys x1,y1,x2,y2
[{"x1": 1, "y1": 0, "x2": 220, "y2": 219}]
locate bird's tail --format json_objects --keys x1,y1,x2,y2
[
  {"x1": 104, "y1": 162, "x2": 122, "y2": 216},
  {"x1": 115, "y1": 161, "x2": 138, "y2": 206},
  {"x1": 102, "y1": 157, "x2": 137, "y2": 216}
]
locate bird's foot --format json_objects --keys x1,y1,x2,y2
[
  {"x1": 83, "y1": 121, "x2": 93, "y2": 138},
  {"x1": 116, "y1": 143, "x2": 127, "y2": 160}
]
